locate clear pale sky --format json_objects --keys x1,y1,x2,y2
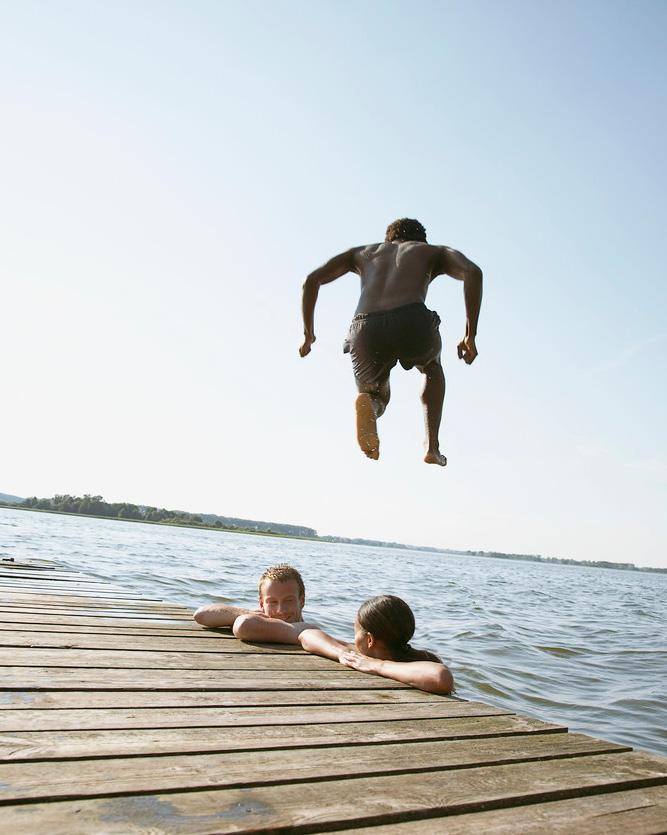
[{"x1": 2, "y1": 1, "x2": 665, "y2": 567}]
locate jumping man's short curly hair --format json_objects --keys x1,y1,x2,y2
[{"x1": 385, "y1": 218, "x2": 427, "y2": 243}]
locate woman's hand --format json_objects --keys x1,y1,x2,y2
[
  {"x1": 340, "y1": 649, "x2": 454, "y2": 694},
  {"x1": 339, "y1": 650, "x2": 382, "y2": 675}
]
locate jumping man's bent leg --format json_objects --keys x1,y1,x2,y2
[
  {"x1": 356, "y1": 378, "x2": 390, "y2": 461},
  {"x1": 419, "y1": 360, "x2": 446, "y2": 466}
]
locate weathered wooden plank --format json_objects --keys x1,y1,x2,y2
[
  {"x1": 0, "y1": 590, "x2": 183, "y2": 603},
  {"x1": 2, "y1": 751, "x2": 666, "y2": 834},
  {"x1": 0, "y1": 563, "x2": 74, "y2": 574},
  {"x1": 0, "y1": 573, "x2": 122, "y2": 584},
  {"x1": 0, "y1": 580, "x2": 123, "y2": 590},
  {"x1": 0, "y1": 583, "x2": 151, "y2": 597},
  {"x1": 0, "y1": 572, "x2": 103, "y2": 583},
  {"x1": 0, "y1": 597, "x2": 192, "y2": 617},
  {"x1": 0, "y1": 647, "x2": 340, "y2": 669},
  {"x1": 0, "y1": 589, "x2": 158, "y2": 602},
  {"x1": 0, "y1": 666, "x2": 410, "y2": 690},
  {"x1": 0, "y1": 716, "x2": 564, "y2": 761},
  {"x1": 345, "y1": 785, "x2": 667, "y2": 834},
  {"x1": 0, "y1": 611, "x2": 203, "y2": 628},
  {"x1": 0, "y1": 647, "x2": 336, "y2": 669},
  {"x1": 0, "y1": 623, "x2": 235, "y2": 639},
  {"x1": 0, "y1": 609, "x2": 196, "y2": 625},
  {"x1": 0, "y1": 733, "x2": 627, "y2": 804},
  {"x1": 0, "y1": 604, "x2": 191, "y2": 618},
  {"x1": 0, "y1": 593, "x2": 188, "y2": 610},
  {"x1": 0, "y1": 577, "x2": 150, "y2": 590},
  {"x1": 0, "y1": 630, "x2": 307, "y2": 653},
  {"x1": 0, "y1": 578, "x2": 125, "y2": 587},
  {"x1": 0, "y1": 700, "x2": 507, "y2": 731},
  {"x1": 0, "y1": 687, "x2": 436, "y2": 710}
]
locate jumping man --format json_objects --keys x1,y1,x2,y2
[{"x1": 300, "y1": 218, "x2": 482, "y2": 466}]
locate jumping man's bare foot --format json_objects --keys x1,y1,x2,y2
[
  {"x1": 356, "y1": 393, "x2": 379, "y2": 460},
  {"x1": 424, "y1": 449, "x2": 447, "y2": 466}
]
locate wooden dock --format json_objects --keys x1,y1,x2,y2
[{"x1": 1, "y1": 558, "x2": 666, "y2": 834}]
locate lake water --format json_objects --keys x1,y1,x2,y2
[{"x1": 2, "y1": 506, "x2": 666, "y2": 757}]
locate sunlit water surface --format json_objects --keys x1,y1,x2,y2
[{"x1": 2, "y1": 507, "x2": 665, "y2": 757}]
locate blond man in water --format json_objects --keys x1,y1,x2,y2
[
  {"x1": 300, "y1": 218, "x2": 483, "y2": 465},
  {"x1": 193, "y1": 564, "x2": 314, "y2": 644}
]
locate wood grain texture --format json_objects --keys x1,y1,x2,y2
[
  {"x1": 0, "y1": 572, "x2": 106, "y2": 583},
  {"x1": 344, "y1": 786, "x2": 667, "y2": 833},
  {"x1": 0, "y1": 607, "x2": 193, "y2": 621},
  {"x1": 0, "y1": 715, "x2": 564, "y2": 761},
  {"x1": 0, "y1": 733, "x2": 628, "y2": 803},
  {"x1": 0, "y1": 699, "x2": 502, "y2": 731},
  {"x1": 1, "y1": 752, "x2": 666, "y2": 833},
  {"x1": 0, "y1": 630, "x2": 312, "y2": 654},
  {"x1": 0, "y1": 647, "x2": 341, "y2": 669},
  {"x1": 0, "y1": 666, "x2": 411, "y2": 690},
  {"x1": 0, "y1": 625, "x2": 237, "y2": 641},
  {"x1": 0, "y1": 585, "x2": 157, "y2": 599},
  {"x1": 0, "y1": 593, "x2": 190, "y2": 610},
  {"x1": 0, "y1": 612, "x2": 208, "y2": 629},
  {"x1": 0, "y1": 687, "x2": 437, "y2": 710}
]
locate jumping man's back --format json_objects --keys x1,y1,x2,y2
[{"x1": 353, "y1": 241, "x2": 442, "y2": 315}]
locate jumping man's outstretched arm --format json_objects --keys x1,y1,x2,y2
[
  {"x1": 300, "y1": 248, "x2": 359, "y2": 357},
  {"x1": 436, "y1": 247, "x2": 483, "y2": 364}
]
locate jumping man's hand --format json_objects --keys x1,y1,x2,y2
[
  {"x1": 299, "y1": 332, "x2": 316, "y2": 357},
  {"x1": 457, "y1": 335, "x2": 478, "y2": 365}
]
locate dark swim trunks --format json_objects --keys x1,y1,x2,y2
[{"x1": 343, "y1": 302, "x2": 442, "y2": 389}]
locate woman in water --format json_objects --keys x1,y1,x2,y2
[{"x1": 298, "y1": 594, "x2": 453, "y2": 695}]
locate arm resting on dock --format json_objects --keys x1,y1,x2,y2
[
  {"x1": 299, "y1": 628, "x2": 350, "y2": 660},
  {"x1": 299, "y1": 629, "x2": 454, "y2": 695},
  {"x1": 340, "y1": 650, "x2": 454, "y2": 696},
  {"x1": 193, "y1": 603, "x2": 253, "y2": 628},
  {"x1": 233, "y1": 614, "x2": 316, "y2": 645}
]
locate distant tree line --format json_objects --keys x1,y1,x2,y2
[
  {"x1": 449, "y1": 549, "x2": 666, "y2": 574},
  {"x1": 14, "y1": 495, "x2": 318, "y2": 538},
  {"x1": 19, "y1": 495, "x2": 210, "y2": 526}
]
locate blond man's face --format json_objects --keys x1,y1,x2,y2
[{"x1": 259, "y1": 579, "x2": 304, "y2": 623}]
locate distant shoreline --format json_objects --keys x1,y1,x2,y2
[
  {"x1": 1, "y1": 502, "x2": 665, "y2": 574},
  {"x1": 0, "y1": 503, "x2": 313, "y2": 541}
]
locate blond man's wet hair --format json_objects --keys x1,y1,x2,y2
[{"x1": 258, "y1": 564, "x2": 305, "y2": 598}]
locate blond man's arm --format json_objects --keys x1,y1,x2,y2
[
  {"x1": 193, "y1": 603, "x2": 253, "y2": 628},
  {"x1": 233, "y1": 614, "x2": 317, "y2": 645}
]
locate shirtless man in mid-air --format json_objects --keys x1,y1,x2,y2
[{"x1": 300, "y1": 218, "x2": 483, "y2": 465}]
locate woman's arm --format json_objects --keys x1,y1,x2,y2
[
  {"x1": 339, "y1": 650, "x2": 454, "y2": 695},
  {"x1": 298, "y1": 628, "x2": 351, "y2": 661}
]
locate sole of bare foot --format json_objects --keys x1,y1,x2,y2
[
  {"x1": 424, "y1": 451, "x2": 447, "y2": 466},
  {"x1": 355, "y1": 393, "x2": 379, "y2": 460}
]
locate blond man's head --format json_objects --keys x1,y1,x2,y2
[{"x1": 258, "y1": 564, "x2": 305, "y2": 623}]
